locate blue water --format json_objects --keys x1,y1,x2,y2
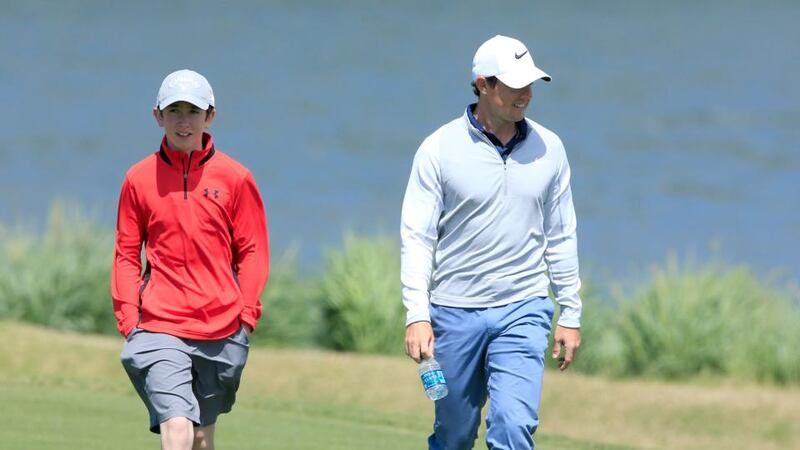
[{"x1": 1, "y1": 1, "x2": 798, "y2": 284}]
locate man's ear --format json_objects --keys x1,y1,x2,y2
[{"x1": 475, "y1": 76, "x2": 489, "y2": 95}]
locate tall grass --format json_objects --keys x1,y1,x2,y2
[
  {"x1": 2, "y1": 203, "x2": 799, "y2": 384},
  {"x1": 250, "y1": 247, "x2": 322, "y2": 348},
  {"x1": 0, "y1": 201, "x2": 116, "y2": 334},
  {"x1": 604, "y1": 257, "x2": 800, "y2": 384},
  {"x1": 319, "y1": 234, "x2": 405, "y2": 354},
  {"x1": 548, "y1": 280, "x2": 622, "y2": 374}
]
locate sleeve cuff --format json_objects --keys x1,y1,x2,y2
[
  {"x1": 119, "y1": 318, "x2": 138, "y2": 337},
  {"x1": 405, "y1": 309, "x2": 431, "y2": 326},
  {"x1": 556, "y1": 317, "x2": 581, "y2": 328},
  {"x1": 556, "y1": 305, "x2": 581, "y2": 328},
  {"x1": 239, "y1": 304, "x2": 261, "y2": 332},
  {"x1": 240, "y1": 314, "x2": 258, "y2": 332}
]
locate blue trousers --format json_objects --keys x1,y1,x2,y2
[{"x1": 427, "y1": 297, "x2": 554, "y2": 450}]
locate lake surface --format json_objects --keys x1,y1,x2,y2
[{"x1": 1, "y1": 1, "x2": 798, "y2": 284}]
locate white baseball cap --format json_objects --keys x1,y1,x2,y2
[
  {"x1": 472, "y1": 35, "x2": 551, "y2": 89},
  {"x1": 156, "y1": 69, "x2": 215, "y2": 110}
]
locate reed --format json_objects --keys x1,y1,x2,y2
[
  {"x1": 318, "y1": 233, "x2": 405, "y2": 354},
  {"x1": 0, "y1": 201, "x2": 115, "y2": 334},
  {"x1": 604, "y1": 256, "x2": 800, "y2": 383},
  {"x1": 2, "y1": 204, "x2": 798, "y2": 384}
]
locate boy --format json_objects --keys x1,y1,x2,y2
[{"x1": 112, "y1": 69, "x2": 269, "y2": 450}]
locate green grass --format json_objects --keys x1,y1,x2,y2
[
  {"x1": 3, "y1": 321, "x2": 800, "y2": 449},
  {"x1": 0, "y1": 382, "x2": 423, "y2": 450},
  {"x1": 0, "y1": 382, "x2": 633, "y2": 450},
  {"x1": 0, "y1": 322, "x2": 641, "y2": 449}
]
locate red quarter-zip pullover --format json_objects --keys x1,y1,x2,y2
[{"x1": 112, "y1": 133, "x2": 269, "y2": 340}]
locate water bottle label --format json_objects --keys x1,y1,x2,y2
[{"x1": 421, "y1": 369, "x2": 446, "y2": 389}]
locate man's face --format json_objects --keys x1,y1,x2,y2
[
  {"x1": 481, "y1": 78, "x2": 533, "y2": 124},
  {"x1": 153, "y1": 101, "x2": 215, "y2": 153}
]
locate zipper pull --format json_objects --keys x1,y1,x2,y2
[{"x1": 182, "y1": 158, "x2": 189, "y2": 200}]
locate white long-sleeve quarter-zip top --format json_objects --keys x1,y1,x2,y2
[{"x1": 400, "y1": 108, "x2": 582, "y2": 328}]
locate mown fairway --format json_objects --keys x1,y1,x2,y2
[{"x1": 1, "y1": 321, "x2": 798, "y2": 449}]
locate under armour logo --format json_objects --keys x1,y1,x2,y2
[{"x1": 203, "y1": 188, "x2": 219, "y2": 199}]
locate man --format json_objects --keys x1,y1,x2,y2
[
  {"x1": 112, "y1": 69, "x2": 269, "y2": 450},
  {"x1": 401, "y1": 35, "x2": 582, "y2": 449}
]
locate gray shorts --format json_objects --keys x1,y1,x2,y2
[{"x1": 120, "y1": 325, "x2": 250, "y2": 433}]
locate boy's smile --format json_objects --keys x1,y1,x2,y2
[{"x1": 153, "y1": 101, "x2": 215, "y2": 153}]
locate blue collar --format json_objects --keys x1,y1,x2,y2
[{"x1": 467, "y1": 104, "x2": 528, "y2": 159}]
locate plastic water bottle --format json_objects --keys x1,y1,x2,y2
[{"x1": 419, "y1": 357, "x2": 448, "y2": 400}]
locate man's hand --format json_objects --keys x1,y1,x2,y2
[
  {"x1": 552, "y1": 325, "x2": 581, "y2": 371},
  {"x1": 405, "y1": 321, "x2": 434, "y2": 363}
]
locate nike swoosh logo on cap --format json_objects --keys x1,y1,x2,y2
[{"x1": 515, "y1": 51, "x2": 528, "y2": 59}]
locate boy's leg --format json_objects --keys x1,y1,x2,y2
[
  {"x1": 484, "y1": 298, "x2": 554, "y2": 450},
  {"x1": 193, "y1": 424, "x2": 215, "y2": 450},
  {"x1": 428, "y1": 304, "x2": 490, "y2": 450},
  {"x1": 120, "y1": 329, "x2": 201, "y2": 435},
  {"x1": 189, "y1": 325, "x2": 251, "y2": 434}
]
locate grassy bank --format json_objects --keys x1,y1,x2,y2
[
  {"x1": 1, "y1": 321, "x2": 799, "y2": 449},
  {"x1": 1, "y1": 203, "x2": 799, "y2": 385}
]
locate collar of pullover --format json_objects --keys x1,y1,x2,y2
[
  {"x1": 465, "y1": 103, "x2": 528, "y2": 151},
  {"x1": 158, "y1": 132, "x2": 216, "y2": 170}
]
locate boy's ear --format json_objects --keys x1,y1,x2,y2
[
  {"x1": 153, "y1": 107, "x2": 164, "y2": 127},
  {"x1": 204, "y1": 108, "x2": 216, "y2": 127}
]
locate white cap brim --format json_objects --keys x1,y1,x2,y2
[
  {"x1": 496, "y1": 67, "x2": 551, "y2": 89},
  {"x1": 158, "y1": 94, "x2": 211, "y2": 110}
]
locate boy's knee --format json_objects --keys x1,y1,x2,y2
[{"x1": 160, "y1": 416, "x2": 193, "y2": 449}]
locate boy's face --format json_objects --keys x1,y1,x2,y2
[{"x1": 153, "y1": 101, "x2": 215, "y2": 153}]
